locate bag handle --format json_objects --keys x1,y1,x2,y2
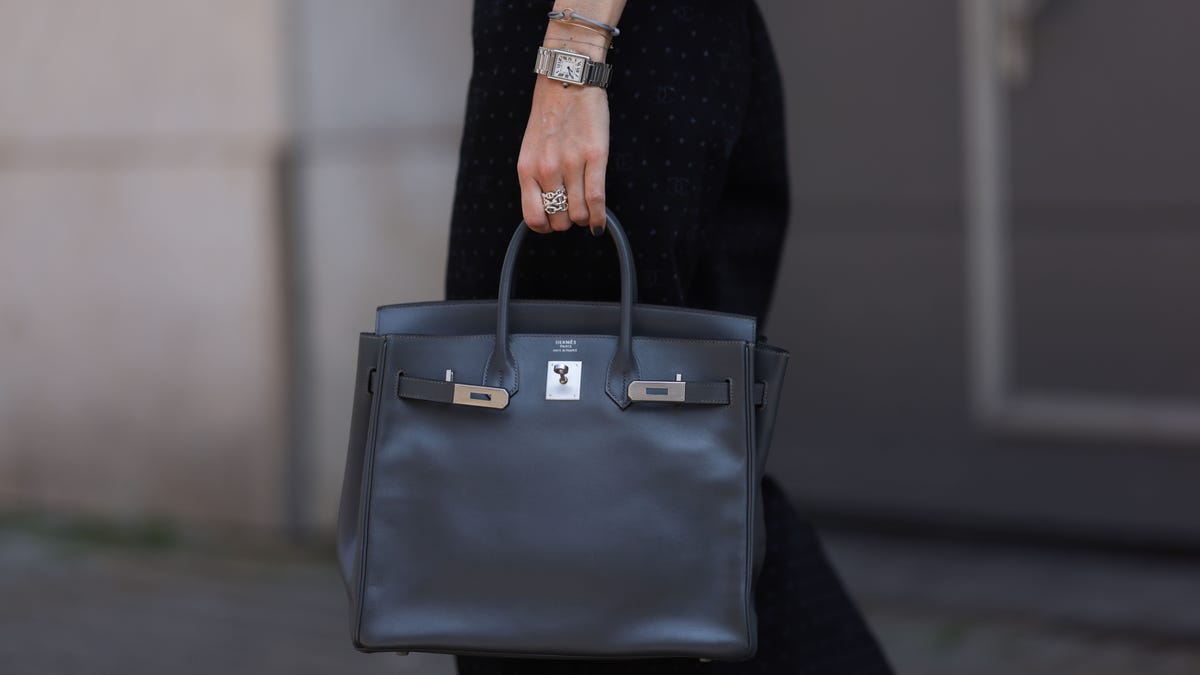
[{"x1": 484, "y1": 209, "x2": 640, "y2": 408}]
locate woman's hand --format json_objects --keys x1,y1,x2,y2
[{"x1": 517, "y1": 57, "x2": 610, "y2": 235}]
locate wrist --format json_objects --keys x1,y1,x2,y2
[
  {"x1": 551, "y1": 1, "x2": 623, "y2": 27},
  {"x1": 533, "y1": 71, "x2": 607, "y2": 98},
  {"x1": 533, "y1": 44, "x2": 614, "y2": 89},
  {"x1": 543, "y1": 25, "x2": 608, "y2": 62}
]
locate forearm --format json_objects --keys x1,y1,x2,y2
[
  {"x1": 543, "y1": 0, "x2": 628, "y2": 63},
  {"x1": 520, "y1": 0, "x2": 624, "y2": 233},
  {"x1": 556, "y1": 0, "x2": 626, "y2": 25}
]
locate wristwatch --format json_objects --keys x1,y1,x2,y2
[{"x1": 533, "y1": 46, "x2": 613, "y2": 88}]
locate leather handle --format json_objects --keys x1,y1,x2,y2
[{"x1": 485, "y1": 208, "x2": 640, "y2": 408}]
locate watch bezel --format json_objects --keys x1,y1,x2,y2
[{"x1": 546, "y1": 49, "x2": 588, "y2": 85}]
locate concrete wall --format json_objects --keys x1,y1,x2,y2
[
  {"x1": 0, "y1": 1, "x2": 288, "y2": 528},
  {"x1": 290, "y1": 1, "x2": 473, "y2": 531},
  {"x1": 0, "y1": 0, "x2": 476, "y2": 533}
]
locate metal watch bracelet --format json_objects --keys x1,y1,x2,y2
[{"x1": 533, "y1": 46, "x2": 613, "y2": 88}]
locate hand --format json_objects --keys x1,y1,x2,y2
[{"x1": 517, "y1": 74, "x2": 609, "y2": 235}]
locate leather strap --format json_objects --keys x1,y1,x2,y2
[
  {"x1": 397, "y1": 374, "x2": 769, "y2": 407},
  {"x1": 631, "y1": 381, "x2": 766, "y2": 406},
  {"x1": 488, "y1": 209, "x2": 639, "y2": 409},
  {"x1": 397, "y1": 374, "x2": 455, "y2": 404},
  {"x1": 682, "y1": 381, "x2": 731, "y2": 404},
  {"x1": 395, "y1": 374, "x2": 507, "y2": 408}
]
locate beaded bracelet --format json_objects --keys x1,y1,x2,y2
[{"x1": 547, "y1": 8, "x2": 621, "y2": 37}]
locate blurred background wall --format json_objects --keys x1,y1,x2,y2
[
  {"x1": 288, "y1": 0, "x2": 474, "y2": 534},
  {"x1": 0, "y1": 1, "x2": 288, "y2": 529},
  {"x1": 768, "y1": 0, "x2": 1200, "y2": 546},
  {"x1": 2, "y1": 0, "x2": 1198, "y2": 546}
]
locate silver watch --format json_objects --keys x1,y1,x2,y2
[{"x1": 533, "y1": 47, "x2": 613, "y2": 88}]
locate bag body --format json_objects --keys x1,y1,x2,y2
[{"x1": 337, "y1": 211, "x2": 789, "y2": 660}]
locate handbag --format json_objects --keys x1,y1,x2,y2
[{"x1": 336, "y1": 209, "x2": 790, "y2": 661}]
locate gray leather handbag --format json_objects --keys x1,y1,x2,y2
[{"x1": 337, "y1": 210, "x2": 789, "y2": 661}]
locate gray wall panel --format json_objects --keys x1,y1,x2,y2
[{"x1": 761, "y1": 0, "x2": 1200, "y2": 543}]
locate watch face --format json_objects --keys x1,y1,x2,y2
[{"x1": 551, "y1": 53, "x2": 586, "y2": 82}]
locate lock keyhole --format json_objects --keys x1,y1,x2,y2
[{"x1": 553, "y1": 363, "x2": 569, "y2": 385}]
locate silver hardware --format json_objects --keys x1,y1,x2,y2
[
  {"x1": 628, "y1": 380, "x2": 686, "y2": 402},
  {"x1": 542, "y1": 186, "x2": 568, "y2": 215},
  {"x1": 452, "y1": 383, "x2": 509, "y2": 409},
  {"x1": 676, "y1": 373, "x2": 683, "y2": 382},
  {"x1": 546, "y1": 360, "x2": 582, "y2": 400},
  {"x1": 445, "y1": 369, "x2": 454, "y2": 382},
  {"x1": 533, "y1": 46, "x2": 613, "y2": 88},
  {"x1": 547, "y1": 8, "x2": 621, "y2": 37}
]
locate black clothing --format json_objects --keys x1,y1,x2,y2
[
  {"x1": 445, "y1": 2, "x2": 893, "y2": 673},
  {"x1": 446, "y1": 0, "x2": 789, "y2": 324}
]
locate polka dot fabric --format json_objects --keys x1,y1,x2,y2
[
  {"x1": 447, "y1": 2, "x2": 893, "y2": 673},
  {"x1": 446, "y1": 0, "x2": 789, "y2": 323}
]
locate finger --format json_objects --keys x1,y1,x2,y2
[
  {"x1": 543, "y1": 178, "x2": 572, "y2": 232},
  {"x1": 583, "y1": 153, "x2": 607, "y2": 235},
  {"x1": 518, "y1": 171, "x2": 551, "y2": 233},
  {"x1": 564, "y1": 159, "x2": 590, "y2": 228}
]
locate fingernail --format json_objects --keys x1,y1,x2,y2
[{"x1": 590, "y1": 225, "x2": 604, "y2": 237}]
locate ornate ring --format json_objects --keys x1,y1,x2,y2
[{"x1": 542, "y1": 186, "x2": 568, "y2": 215}]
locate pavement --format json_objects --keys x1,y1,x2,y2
[
  {"x1": 824, "y1": 532, "x2": 1200, "y2": 675},
  {"x1": 2, "y1": 525, "x2": 1198, "y2": 675}
]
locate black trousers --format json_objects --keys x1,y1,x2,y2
[{"x1": 446, "y1": 2, "x2": 892, "y2": 672}]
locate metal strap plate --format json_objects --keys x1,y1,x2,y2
[
  {"x1": 451, "y1": 384, "x2": 510, "y2": 409},
  {"x1": 628, "y1": 380, "x2": 686, "y2": 403}
]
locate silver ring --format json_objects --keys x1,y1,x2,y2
[{"x1": 542, "y1": 186, "x2": 568, "y2": 215}]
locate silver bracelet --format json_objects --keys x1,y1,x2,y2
[
  {"x1": 547, "y1": 8, "x2": 621, "y2": 37},
  {"x1": 545, "y1": 35, "x2": 612, "y2": 51}
]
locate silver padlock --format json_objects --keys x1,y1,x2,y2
[{"x1": 546, "y1": 360, "x2": 582, "y2": 400}]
